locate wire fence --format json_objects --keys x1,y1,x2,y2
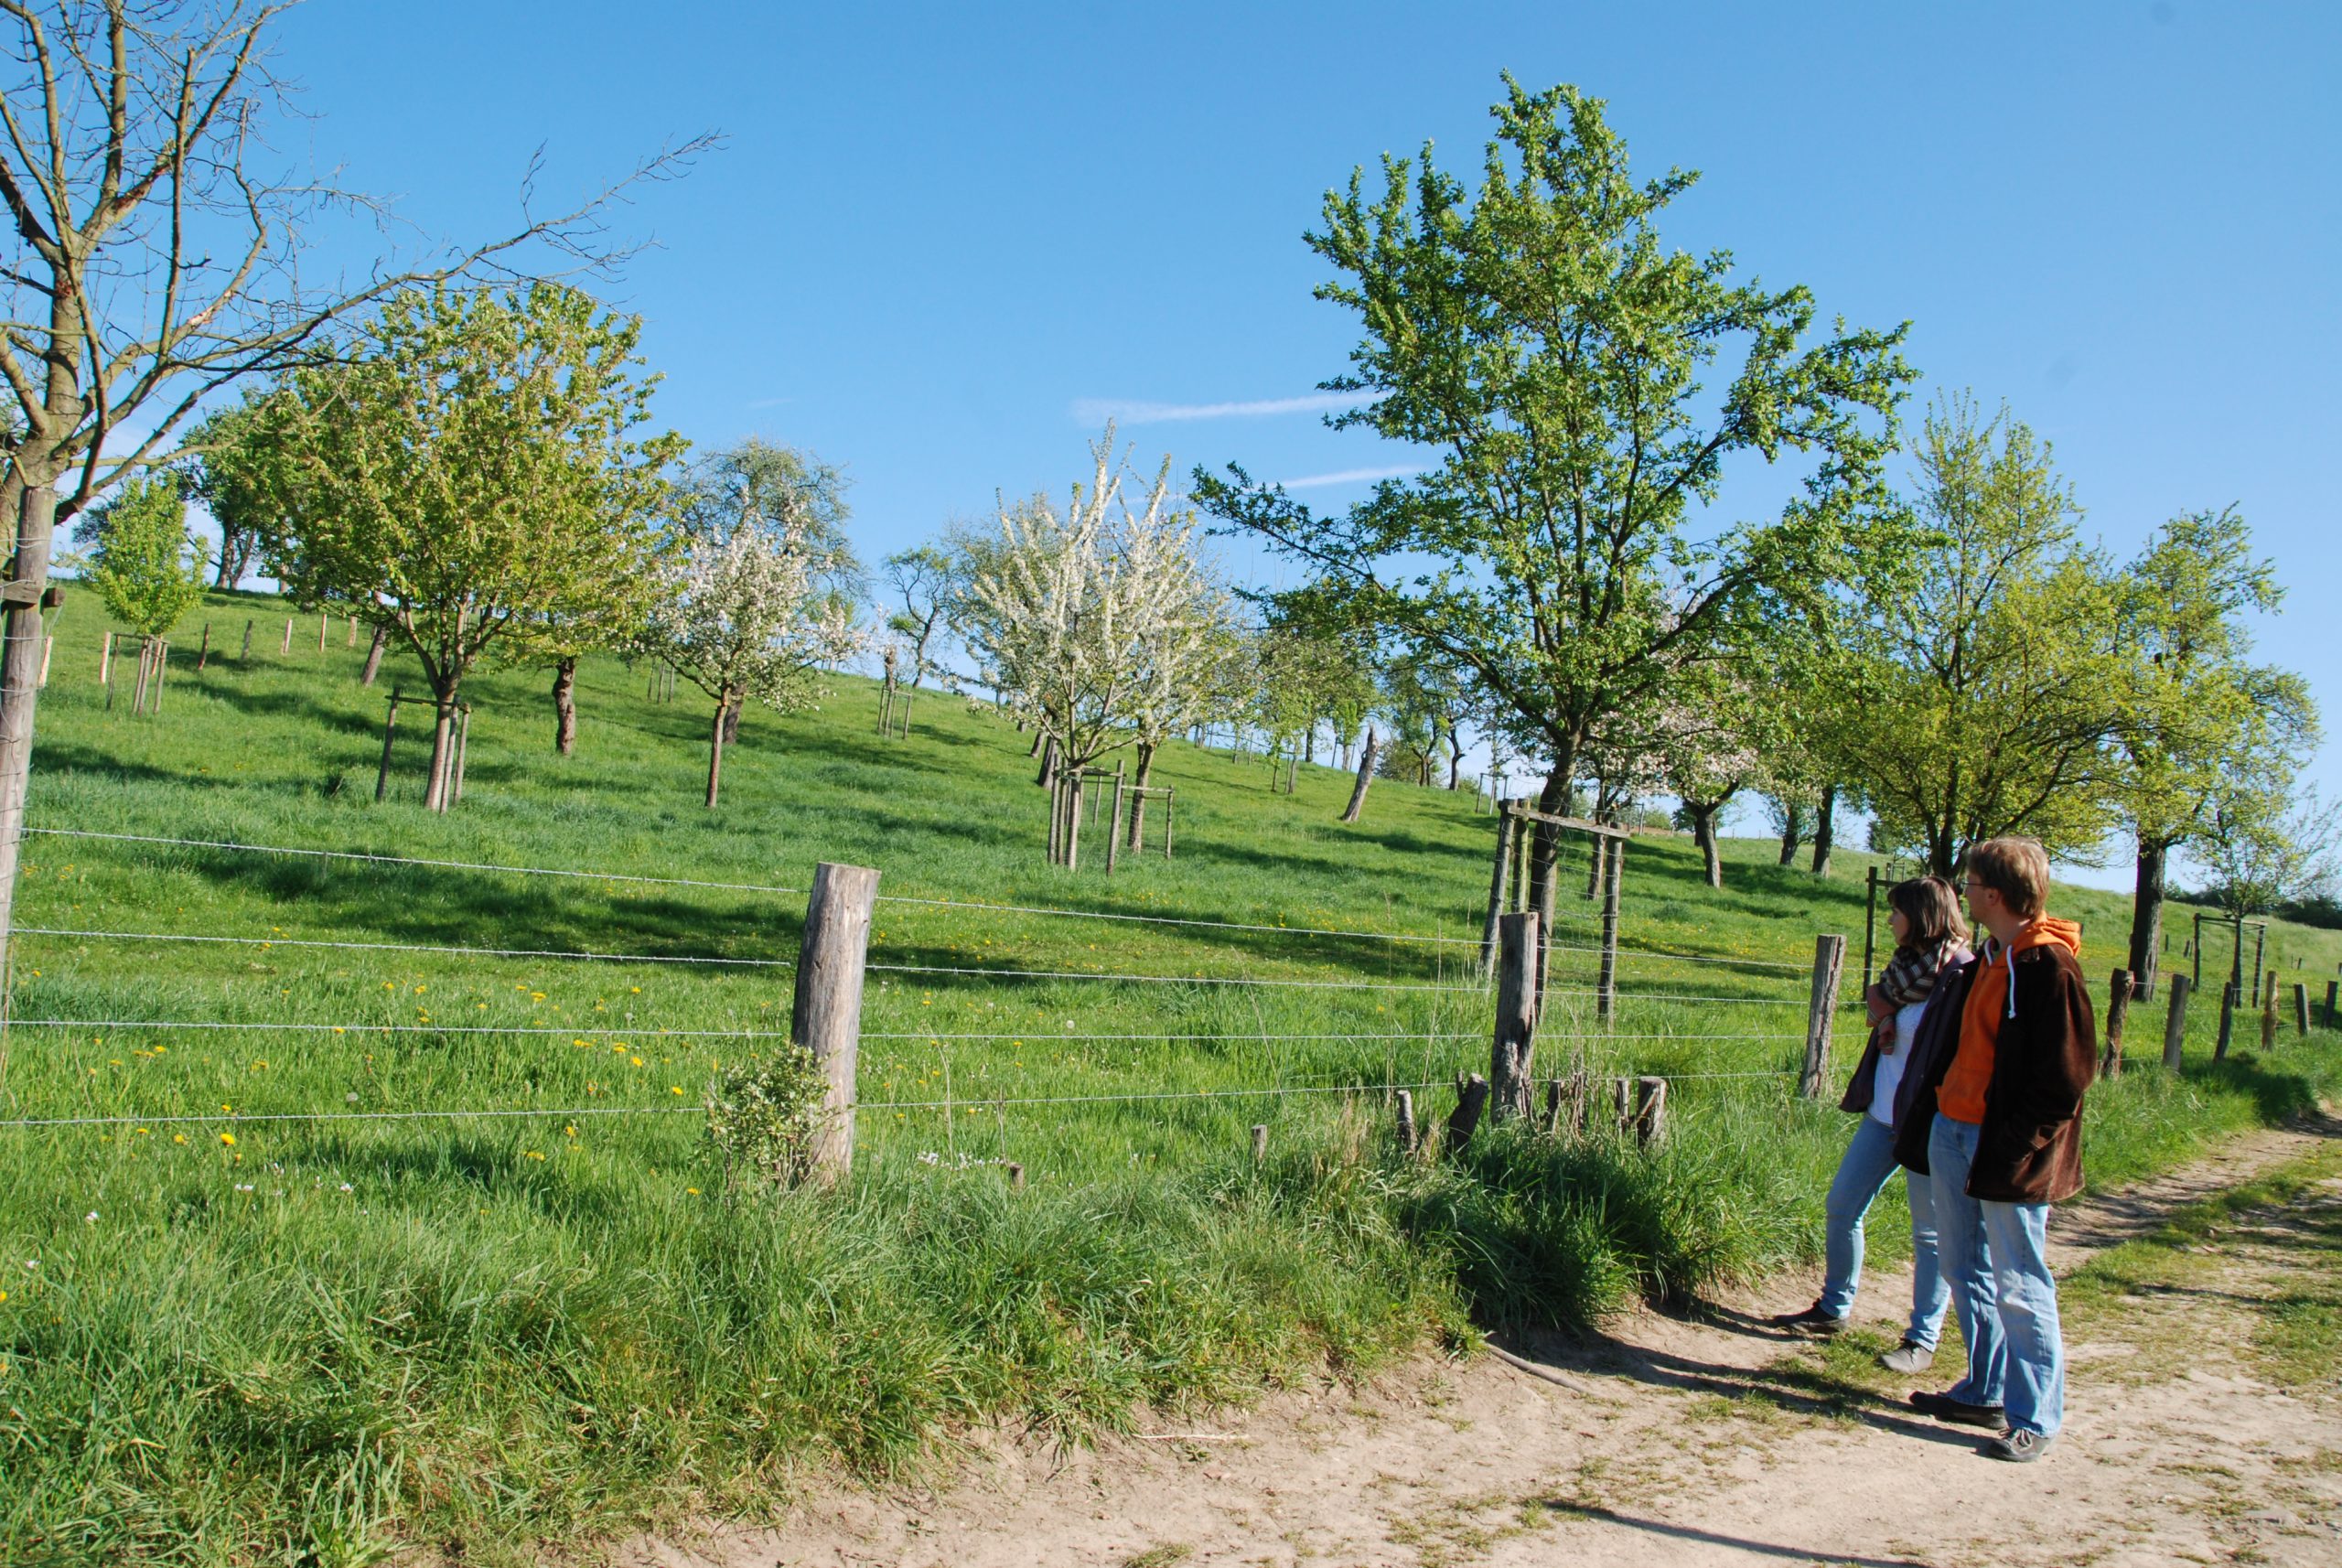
[{"x1": 3, "y1": 824, "x2": 1864, "y2": 1144}]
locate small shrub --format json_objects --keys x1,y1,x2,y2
[{"x1": 703, "y1": 1043, "x2": 828, "y2": 1191}]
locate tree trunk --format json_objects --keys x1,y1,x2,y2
[
  {"x1": 422, "y1": 693, "x2": 458, "y2": 813},
  {"x1": 552, "y1": 656, "x2": 578, "y2": 755},
  {"x1": 1526, "y1": 765, "x2": 1573, "y2": 925},
  {"x1": 2128, "y1": 841, "x2": 2167, "y2": 1000},
  {"x1": 1777, "y1": 800, "x2": 1807, "y2": 865},
  {"x1": 0, "y1": 485, "x2": 57, "y2": 973},
  {"x1": 705, "y1": 693, "x2": 728, "y2": 808},
  {"x1": 359, "y1": 625, "x2": 388, "y2": 686},
  {"x1": 1036, "y1": 735, "x2": 1058, "y2": 789},
  {"x1": 1340, "y1": 726, "x2": 1378, "y2": 823},
  {"x1": 1447, "y1": 725, "x2": 1464, "y2": 789},
  {"x1": 1027, "y1": 726, "x2": 1046, "y2": 758},
  {"x1": 721, "y1": 693, "x2": 743, "y2": 745},
  {"x1": 1691, "y1": 803, "x2": 1724, "y2": 888},
  {"x1": 1127, "y1": 740, "x2": 1155, "y2": 849},
  {"x1": 1810, "y1": 784, "x2": 1836, "y2": 876}
]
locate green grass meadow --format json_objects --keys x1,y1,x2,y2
[{"x1": 5, "y1": 589, "x2": 2339, "y2": 1563}]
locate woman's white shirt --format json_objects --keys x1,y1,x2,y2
[{"x1": 1868, "y1": 999, "x2": 1928, "y2": 1126}]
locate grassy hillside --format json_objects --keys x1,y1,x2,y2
[{"x1": 5, "y1": 588, "x2": 2337, "y2": 1564}]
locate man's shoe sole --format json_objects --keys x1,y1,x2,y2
[
  {"x1": 1909, "y1": 1391, "x2": 2006, "y2": 1429},
  {"x1": 1984, "y1": 1433, "x2": 2052, "y2": 1463}
]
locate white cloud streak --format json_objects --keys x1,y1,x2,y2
[
  {"x1": 1069, "y1": 391, "x2": 1355, "y2": 426},
  {"x1": 1274, "y1": 464, "x2": 1426, "y2": 490}
]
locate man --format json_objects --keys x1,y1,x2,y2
[{"x1": 1891, "y1": 836, "x2": 2097, "y2": 1462}]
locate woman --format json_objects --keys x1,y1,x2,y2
[{"x1": 1772, "y1": 875, "x2": 1969, "y2": 1372}]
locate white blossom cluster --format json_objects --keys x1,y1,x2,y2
[
  {"x1": 645, "y1": 523, "x2": 865, "y2": 714},
  {"x1": 962, "y1": 429, "x2": 1230, "y2": 768}
]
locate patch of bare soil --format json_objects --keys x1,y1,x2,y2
[{"x1": 619, "y1": 1116, "x2": 2342, "y2": 1568}]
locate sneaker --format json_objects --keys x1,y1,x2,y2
[
  {"x1": 1909, "y1": 1389, "x2": 2007, "y2": 1428},
  {"x1": 1982, "y1": 1428, "x2": 2052, "y2": 1463},
  {"x1": 1768, "y1": 1302, "x2": 1847, "y2": 1336},
  {"x1": 1879, "y1": 1338, "x2": 1935, "y2": 1375}
]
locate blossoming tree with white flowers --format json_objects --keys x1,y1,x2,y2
[
  {"x1": 645, "y1": 524, "x2": 865, "y2": 808},
  {"x1": 961, "y1": 428, "x2": 1230, "y2": 865}
]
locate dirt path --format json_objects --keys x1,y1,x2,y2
[{"x1": 622, "y1": 1116, "x2": 2342, "y2": 1568}]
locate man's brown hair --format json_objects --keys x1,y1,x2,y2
[
  {"x1": 1968, "y1": 837, "x2": 2051, "y2": 920},
  {"x1": 1888, "y1": 875, "x2": 1970, "y2": 947}
]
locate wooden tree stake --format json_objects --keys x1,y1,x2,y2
[
  {"x1": 1250, "y1": 1123, "x2": 1269, "y2": 1165},
  {"x1": 1480, "y1": 811, "x2": 1517, "y2": 977},
  {"x1": 1800, "y1": 934, "x2": 1847, "y2": 1098},
  {"x1": 196, "y1": 623, "x2": 209, "y2": 671},
  {"x1": 240, "y1": 618, "x2": 253, "y2": 660},
  {"x1": 1105, "y1": 759, "x2": 1125, "y2": 875},
  {"x1": 279, "y1": 618, "x2": 291, "y2": 655},
  {"x1": 2294, "y1": 982, "x2": 2311, "y2": 1038},
  {"x1": 375, "y1": 689, "x2": 402, "y2": 802},
  {"x1": 2163, "y1": 972, "x2": 2191, "y2": 1069},
  {"x1": 2215, "y1": 981, "x2": 2235, "y2": 1061},
  {"x1": 1393, "y1": 1089, "x2": 1418, "y2": 1155},
  {"x1": 451, "y1": 704, "x2": 472, "y2": 805},
  {"x1": 37, "y1": 635, "x2": 49, "y2": 688},
  {"x1": 2262, "y1": 973, "x2": 2281, "y2": 1051},
  {"x1": 791, "y1": 861, "x2": 881, "y2": 1181}
]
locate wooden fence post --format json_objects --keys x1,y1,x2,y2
[
  {"x1": 279, "y1": 618, "x2": 291, "y2": 655},
  {"x1": 1800, "y1": 934, "x2": 1847, "y2": 1099},
  {"x1": 1597, "y1": 837, "x2": 1624, "y2": 1024},
  {"x1": 1490, "y1": 911, "x2": 1540, "y2": 1121},
  {"x1": 98, "y1": 630, "x2": 113, "y2": 686},
  {"x1": 1612, "y1": 1076, "x2": 1633, "y2": 1132},
  {"x1": 1445, "y1": 1072, "x2": 1489, "y2": 1152},
  {"x1": 792, "y1": 861, "x2": 881, "y2": 1181},
  {"x1": 1162, "y1": 789, "x2": 1175, "y2": 859},
  {"x1": 152, "y1": 640, "x2": 167, "y2": 714},
  {"x1": 317, "y1": 613, "x2": 327, "y2": 653},
  {"x1": 2261, "y1": 973, "x2": 2280, "y2": 1051},
  {"x1": 2215, "y1": 981, "x2": 2235, "y2": 1061},
  {"x1": 375, "y1": 689, "x2": 401, "y2": 802},
  {"x1": 1479, "y1": 811, "x2": 1517, "y2": 978},
  {"x1": 2102, "y1": 968, "x2": 2131, "y2": 1078},
  {"x1": 1250, "y1": 1123, "x2": 1269, "y2": 1165},
  {"x1": 451, "y1": 704, "x2": 472, "y2": 805},
  {"x1": 2326, "y1": 979, "x2": 2338, "y2": 1030},
  {"x1": 1634, "y1": 1077, "x2": 1668, "y2": 1147},
  {"x1": 2294, "y1": 982, "x2": 2310, "y2": 1038},
  {"x1": 2163, "y1": 972, "x2": 2191, "y2": 1069},
  {"x1": 1393, "y1": 1089, "x2": 1417, "y2": 1155}
]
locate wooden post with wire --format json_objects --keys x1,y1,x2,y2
[
  {"x1": 2261, "y1": 972, "x2": 2281, "y2": 1051},
  {"x1": 792, "y1": 861, "x2": 881, "y2": 1181},
  {"x1": 1597, "y1": 836, "x2": 1624, "y2": 1023},
  {"x1": 451, "y1": 704, "x2": 472, "y2": 805},
  {"x1": 1489, "y1": 911, "x2": 1539, "y2": 1121},
  {"x1": 1479, "y1": 811, "x2": 1517, "y2": 977},
  {"x1": 2163, "y1": 972, "x2": 2191, "y2": 1069},
  {"x1": 1862, "y1": 865, "x2": 1881, "y2": 991},
  {"x1": 1393, "y1": 1089, "x2": 1418, "y2": 1155},
  {"x1": 2294, "y1": 982, "x2": 2310, "y2": 1038},
  {"x1": 2326, "y1": 979, "x2": 2338, "y2": 1030},
  {"x1": 1801, "y1": 934, "x2": 1847, "y2": 1099}
]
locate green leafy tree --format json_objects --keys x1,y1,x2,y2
[
  {"x1": 1830, "y1": 396, "x2": 2126, "y2": 875},
  {"x1": 1198, "y1": 77, "x2": 1911, "y2": 918},
  {"x1": 78, "y1": 474, "x2": 209, "y2": 639},
  {"x1": 186, "y1": 392, "x2": 292, "y2": 588},
  {"x1": 2112, "y1": 507, "x2": 2316, "y2": 994},
  {"x1": 263, "y1": 284, "x2": 685, "y2": 809}
]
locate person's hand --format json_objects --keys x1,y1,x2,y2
[
  {"x1": 1873, "y1": 1017, "x2": 1897, "y2": 1057},
  {"x1": 1864, "y1": 982, "x2": 1891, "y2": 1025}
]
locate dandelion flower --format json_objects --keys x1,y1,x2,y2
[{"x1": 220, "y1": 1133, "x2": 236, "y2": 1145}]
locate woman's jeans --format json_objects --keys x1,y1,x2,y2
[
  {"x1": 1928, "y1": 1112, "x2": 2067, "y2": 1438},
  {"x1": 1820, "y1": 1113, "x2": 1949, "y2": 1348}
]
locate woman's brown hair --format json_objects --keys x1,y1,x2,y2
[{"x1": 1887, "y1": 875, "x2": 1968, "y2": 948}]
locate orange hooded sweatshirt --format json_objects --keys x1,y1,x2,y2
[{"x1": 1936, "y1": 916, "x2": 2084, "y2": 1126}]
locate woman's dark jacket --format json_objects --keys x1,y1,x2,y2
[{"x1": 1878, "y1": 944, "x2": 2098, "y2": 1204}]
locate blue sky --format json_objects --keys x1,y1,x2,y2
[{"x1": 255, "y1": 1, "x2": 2337, "y2": 881}]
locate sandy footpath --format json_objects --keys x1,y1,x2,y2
[{"x1": 618, "y1": 1117, "x2": 2342, "y2": 1568}]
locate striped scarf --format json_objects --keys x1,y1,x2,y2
[{"x1": 1876, "y1": 939, "x2": 1962, "y2": 1010}]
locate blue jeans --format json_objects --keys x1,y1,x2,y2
[
  {"x1": 1820, "y1": 1113, "x2": 1949, "y2": 1348},
  {"x1": 1928, "y1": 1113, "x2": 2066, "y2": 1437}
]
